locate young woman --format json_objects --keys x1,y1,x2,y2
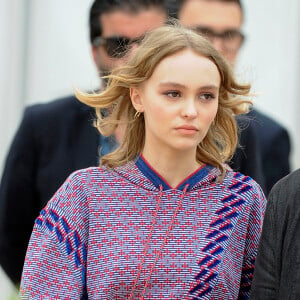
[{"x1": 20, "y1": 23, "x2": 266, "y2": 299}]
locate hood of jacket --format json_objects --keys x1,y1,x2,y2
[{"x1": 113, "y1": 155, "x2": 222, "y2": 193}]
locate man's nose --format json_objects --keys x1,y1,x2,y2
[
  {"x1": 127, "y1": 42, "x2": 139, "y2": 57},
  {"x1": 211, "y1": 37, "x2": 225, "y2": 56}
]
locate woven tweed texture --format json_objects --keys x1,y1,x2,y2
[{"x1": 20, "y1": 157, "x2": 266, "y2": 299}]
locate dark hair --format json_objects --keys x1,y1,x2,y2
[
  {"x1": 89, "y1": 0, "x2": 168, "y2": 44},
  {"x1": 171, "y1": 0, "x2": 243, "y2": 19}
]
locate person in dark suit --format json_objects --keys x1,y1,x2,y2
[
  {"x1": 247, "y1": 109, "x2": 291, "y2": 193},
  {"x1": 0, "y1": 0, "x2": 168, "y2": 284},
  {"x1": 177, "y1": 0, "x2": 291, "y2": 194},
  {"x1": 250, "y1": 169, "x2": 300, "y2": 299}
]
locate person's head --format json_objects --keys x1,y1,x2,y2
[
  {"x1": 178, "y1": 0, "x2": 244, "y2": 65},
  {"x1": 76, "y1": 22, "x2": 251, "y2": 176},
  {"x1": 89, "y1": 0, "x2": 167, "y2": 76}
]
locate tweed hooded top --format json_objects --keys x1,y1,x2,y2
[{"x1": 20, "y1": 155, "x2": 266, "y2": 299}]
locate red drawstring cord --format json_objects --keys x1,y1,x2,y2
[{"x1": 129, "y1": 184, "x2": 189, "y2": 300}]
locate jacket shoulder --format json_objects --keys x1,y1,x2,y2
[
  {"x1": 22, "y1": 95, "x2": 95, "y2": 136},
  {"x1": 269, "y1": 169, "x2": 300, "y2": 208},
  {"x1": 248, "y1": 108, "x2": 287, "y2": 133},
  {"x1": 24, "y1": 95, "x2": 87, "y2": 120}
]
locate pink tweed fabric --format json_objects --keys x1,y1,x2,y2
[{"x1": 20, "y1": 156, "x2": 266, "y2": 299}]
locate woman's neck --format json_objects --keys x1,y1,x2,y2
[{"x1": 141, "y1": 148, "x2": 202, "y2": 188}]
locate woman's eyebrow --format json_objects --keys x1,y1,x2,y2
[
  {"x1": 158, "y1": 82, "x2": 186, "y2": 89},
  {"x1": 158, "y1": 82, "x2": 219, "y2": 91}
]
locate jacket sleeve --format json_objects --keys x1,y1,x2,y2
[
  {"x1": 20, "y1": 171, "x2": 88, "y2": 299},
  {"x1": 249, "y1": 185, "x2": 279, "y2": 299},
  {"x1": 230, "y1": 117, "x2": 266, "y2": 194},
  {"x1": 263, "y1": 128, "x2": 290, "y2": 194},
  {"x1": 0, "y1": 107, "x2": 40, "y2": 284},
  {"x1": 238, "y1": 184, "x2": 266, "y2": 299}
]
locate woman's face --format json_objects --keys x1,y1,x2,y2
[{"x1": 131, "y1": 49, "x2": 220, "y2": 156}]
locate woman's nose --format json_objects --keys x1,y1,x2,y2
[{"x1": 182, "y1": 99, "x2": 197, "y2": 118}]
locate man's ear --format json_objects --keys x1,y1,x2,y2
[{"x1": 130, "y1": 87, "x2": 144, "y2": 112}]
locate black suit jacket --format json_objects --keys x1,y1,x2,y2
[
  {"x1": 247, "y1": 109, "x2": 290, "y2": 193},
  {"x1": 251, "y1": 169, "x2": 300, "y2": 299},
  {"x1": 0, "y1": 96, "x2": 282, "y2": 283},
  {"x1": 230, "y1": 114, "x2": 265, "y2": 190},
  {"x1": 0, "y1": 96, "x2": 99, "y2": 283}
]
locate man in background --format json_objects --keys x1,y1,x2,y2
[
  {"x1": 0, "y1": 0, "x2": 167, "y2": 284},
  {"x1": 177, "y1": 0, "x2": 291, "y2": 193}
]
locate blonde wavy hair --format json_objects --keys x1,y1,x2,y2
[{"x1": 76, "y1": 21, "x2": 251, "y2": 176}]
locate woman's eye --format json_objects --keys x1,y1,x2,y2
[
  {"x1": 165, "y1": 91, "x2": 181, "y2": 98},
  {"x1": 199, "y1": 93, "x2": 215, "y2": 101}
]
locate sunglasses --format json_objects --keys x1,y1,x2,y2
[
  {"x1": 192, "y1": 26, "x2": 245, "y2": 51},
  {"x1": 92, "y1": 35, "x2": 144, "y2": 58}
]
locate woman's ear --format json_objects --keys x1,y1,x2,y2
[{"x1": 130, "y1": 87, "x2": 144, "y2": 112}]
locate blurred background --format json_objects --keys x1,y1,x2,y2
[{"x1": 1, "y1": 0, "x2": 300, "y2": 297}]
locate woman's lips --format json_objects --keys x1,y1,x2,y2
[{"x1": 175, "y1": 125, "x2": 199, "y2": 135}]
